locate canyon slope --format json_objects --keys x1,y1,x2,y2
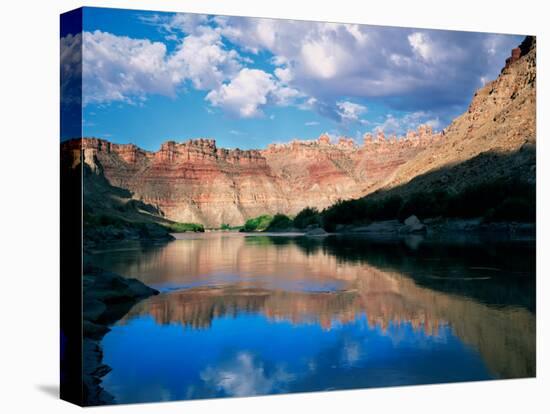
[
  {"x1": 369, "y1": 36, "x2": 536, "y2": 198},
  {"x1": 75, "y1": 36, "x2": 536, "y2": 228}
]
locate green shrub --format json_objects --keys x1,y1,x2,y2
[
  {"x1": 83, "y1": 212, "x2": 128, "y2": 228},
  {"x1": 318, "y1": 178, "x2": 535, "y2": 230},
  {"x1": 166, "y1": 222, "x2": 205, "y2": 232},
  {"x1": 397, "y1": 191, "x2": 449, "y2": 221},
  {"x1": 320, "y1": 195, "x2": 404, "y2": 231},
  {"x1": 241, "y1": 215, "x2": 273, "y2": 232},
  {"x1": 321, "y1": 199, "x2": 368, "y2": 231},
  {"x1": 220, "y1": 223, "x2": 243, "y2": 231},
  {"x1": 293, "y1": 207, "x2": 321, "y2": 229},
  {"x1": 446, "y1": 180, "x2": 534, "y2": 220},
  {"x1": 266, "y1": 214, "x2": 294, "y2": 231},
  {"x1": 365, "y1": 195, "x2": 403, "y2": 221}
]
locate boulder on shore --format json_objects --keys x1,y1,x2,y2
[{"x1": 400, "y1": 215, "x2": 427, "y2": 234}]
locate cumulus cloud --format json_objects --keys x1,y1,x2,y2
[
  {"x1": 79, "y1": 12, "x2": 523, "y2": 126},
  {"x1": 206, "y1": 68, "x2": 300, "y2": 118},
  {"x1": 60, "y1": 33, "x2": 82, "y2": 107},
  {"x1": 373, "y1": 111, "x2": 442, "y2": 136},
  {"x1": 139, "y1": 12, "x2": 210, "y2": 37},
  {"x1": 336, "y1": 101, "x2": 368, "y2": 122},
  {"x1": 167, "y1": 26, "x2": 241, "y2": 90},
  {"x1": 82, "y1": 31, "x2": 177, "y2": 104},
  {"x1": 205, "y1": 68, "x2": 275, "y2": 118},
  {"x1": 214, "y1": 17, "x2": 521, "y2": 115},
  {"x1": 274, "y1": 66, "x2": 293, "y2": 83},
  {"x1": 408, "y1": 32, "x2": 435, "y2": 62},
  {"x1": 81, "y1": 28, "x2": 243, "y2": 105}
]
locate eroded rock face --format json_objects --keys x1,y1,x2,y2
[
  {"x1": 376, "y1": 36, "x2": 536, "y2": 196},
  {"x1": 78, "y1": 127, "x2": 441, "y2": 227}
]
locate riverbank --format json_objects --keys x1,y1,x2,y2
[
  {"x1": 338, "y1": 216, "x2": 535, "y2": 238},
  {"x1": 82, "y1": 265, "x2": 158, "y2": 405},
  {"x1": 84, "y1": 219, "x2": 175, "y2": 250},
  {"x1": 219, "y1": 216, "x2": 535, "y2": 239}
]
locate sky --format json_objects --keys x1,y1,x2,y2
[{"x1": 61, "y1": 7, "x2": 524, "y2": 150}]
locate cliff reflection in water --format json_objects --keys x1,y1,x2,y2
[{"x1": 91, "y1": 232, "x2": 535, "y2": 399}]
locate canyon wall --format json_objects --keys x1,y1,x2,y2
[
  {"x1": 373, "y1": 36, "x2": 536, "y2": 197},
  {"x1": 79, "y1": 127, "x2": 441, "y2": 227}
]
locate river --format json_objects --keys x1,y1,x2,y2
[{"x1": 88, "y1": 232, "x2": 535, "y2": 404}]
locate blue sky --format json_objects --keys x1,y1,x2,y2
[{"x1": 62, "y1": 7, "x2": 523, "y2": 150}]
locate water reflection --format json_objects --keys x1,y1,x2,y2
[{"x1": 89, "y1": 233, "x2": 535, "y2": 403}]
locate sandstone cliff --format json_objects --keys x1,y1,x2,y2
[
  {"x1": 371, "y1": 36, "x2": 536, "y2": 197},
  {"x1": 77, "y1": 127, "x2": 441, "y2": 227}
]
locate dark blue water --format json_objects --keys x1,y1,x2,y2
[{"x1": 89, "y1": 233, "x2": 535, "y2": 403}]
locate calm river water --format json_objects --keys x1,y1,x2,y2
[{"x1": 88, "y1": 232, "x2": 535, "y2": 404}]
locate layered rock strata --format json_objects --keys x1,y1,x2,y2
[{"x1": 78, "y1": 124, "x2": 441, "y2": 227}]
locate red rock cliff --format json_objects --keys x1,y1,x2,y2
[{"x1": 79, "y1": 125, "x2": 441, "y2": 227}]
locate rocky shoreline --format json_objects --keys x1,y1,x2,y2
[
  {"x1": 259, "y1": 215, "x2": 535, "y2": 239},
  {"x1": 84, "y1": 222, "x2": 174, "y2": 249},
  {"x1": 340, "y1": 216, "x2": 535, "y2": 237},
  {"x1": 82, "y1": 265, "x2": 159, "y2": 405}
]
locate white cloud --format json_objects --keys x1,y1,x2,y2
[
  {"x1": 301, "y1": 40, "x2": 348, "y2": 79},
  {"x1": 214, "y1": 17, "x2": 521, "y2": 122},
  {"x1": 206, "y1": 68, "x2": 276, "y2": 118},
  {"x1": 305, "y1": 121, "x2": 319, "y2": 126},
  {"x1": 168, "y1": 27, "x2": 242, "y2": 89},
  {"x1": 81, "y1": 28, "x2": 243, "y2": 105},
  {"x1": 140, "y1": 12, "x2": 209, "y2": 37},
  {"x1": 82, "y1": 31, "x2": 176, "y2": 104},
  {"x1": 60, "y1": 33, "x2": 82, "y2": 106},
  {"x1": 206, "y1": 68, "x2": 300, "y2": 118},
  {"x1": 274, "y1": 67, "x2": 293, "y2": 83},
  {"x1": 408, "y1": 32, "x2": 435, "y2": 62},
  {"x1": 166, "y1": 13, "x2": 209, "y2": 35},
  {"x1": 425, "y1": 117, "x2": 442, "y2": 130},
  {"x1": 347, "y1": 24, "x2": 369, "y2": 45},
  {"x1": 80, "y1": 14, "x2": 523, "y2": 127},
  {"x1": 373, "y1": 110, "x2": 442, "y2": 136},
  {"x1": 336, "y1": 100, "x2": 368, "y2": 122},
  {"x1": 272, "y1": 84, "x2": 302, "y2": 106}
]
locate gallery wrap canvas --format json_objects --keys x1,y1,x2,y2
[{"x1": 60, "y1": 6, "x2": 536, "y2": 407}]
